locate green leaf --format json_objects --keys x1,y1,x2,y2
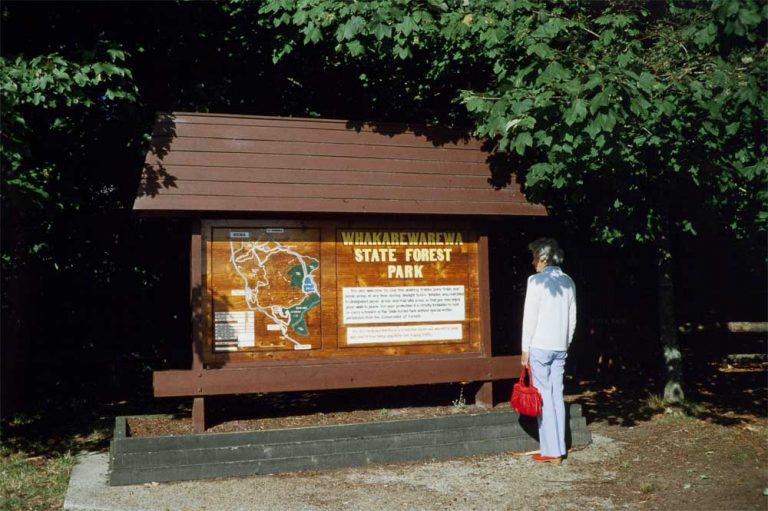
[
  {"x1": 534, "y1": 90, "x2": 555, "y2": 107},
  {"x1": 532, "y1": 19, "x2": 563, "y2": 39},
  {"x1": 597, "y1": 111, "x2": 616, "y2": 131},
  {"x1": 534, "y1": 130, "x2": 553, "y2": 147},
  {"x1": 305, "y1": 26, "x2": 322, "y2": 44},
  {"x1": 584, "y1": 120, "x2": 601, "y2": 139},
  {"x1": 629, "y1": 96, "x2": 651, "y2": 116},
  {"x1": 426, "y1": 0, "x2": 448, "y2": 12},
  {"x1": 527, "y1": 42, "x2": 553, "y2": 59},
  {"x1": 395, "y1": 45, "x2": 412, "y2": 59},
  {"x1": 342, "y1": 16, "x2": 366, "y2": 40},
  {"x1": 464, "y1": 96, "x2": 488, "y2": 113},
  {"x1": 617, "y1": 52, "x2": 634, "y2": 68},
  {"x1": 681, "y1": 220, "x2": 697, "y2": 235},
  {"x1": 346, "y1": 40, "x2": 365, "y2": 57},
  {"x1": 106, "y1": 48, "x2": 125, "y2": 61},
  {"x1": 73, "y1": 72, "x2": 88, "y2": 87},
  {"x1": 373, "y1": 22, "x2": 392, "y2": 41},
  {"x1": 526, "y1": 163, "x2": 554, "y2": 187},
  {"x1": 565, "y1": 98, "x2": 587, "y2": 126},
  {"x1": 693, "y1": 23, "x2": 717, "y2": 46},
  {"x1": 513, "y1": 132, "x2": 533, "y2": 155},
  {"x1": 583, "y1": 74, "x2": 602, "y2": 91},
  {"x1": 636, "y1": 72, "x2": 657, "y2": 93},
  {"x1": 538, "y1": 61, "x2": 568, "y2": 83},
  {"x1": 589, "y1": 90, "x2": 610, "y2": 114},
  {"x1": 738, "y1": 7, "x2": 761, "y2": 26},
  {"x1": 396, "y1": 16, "x2": 417, "y2": 37}
]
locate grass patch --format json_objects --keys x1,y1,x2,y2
[{"x1": 0, "y1": 448, "x2": 76, "y2": 511}]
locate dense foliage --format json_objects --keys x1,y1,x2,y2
[
  {"x1": 251, "y1": 0, "x2": 767, "y2": 244},
  {"x1": 1, "y1": 1, "x2": 765, "y2": 418}
]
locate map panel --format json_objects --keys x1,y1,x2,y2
[{"x1": 209, "y1": 227, "x2": 321, "y2": 352}]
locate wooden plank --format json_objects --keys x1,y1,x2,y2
[
  {"x1": 156, "y1": 124, "x2": 482, "y2": 151},
  {"x1": 137, "y1": 113, "x2": 545, "y2": 217},
  {"x1": 142, "y1": 165, "x2": 497, "y2": 189},
  {"x1": 474, "y1": 382, "x2": 494, "y2": 408},
  {"x1": 190, "y1": 221, "x2": 204, "y2": 370},
  {"x1": 192, "y1": 397, "x2": 206, "y2": 433},
  {"x1": 151, "y1": 137, "x2": 488, "y2": 163},
  {"x1": 170, "y1": 112, "x2": 479, "y2": 142},
  {"x1": 478, "y1": 234, "x2": 492, "y2": 357},
  {"x1": 134, "y1": 195, "x2": 547, "y2": 216},
  {"x1": 727, "y1": 322, "x2": 768, "y2": 333},
  {"x1": 149, "y1": 151, "x2": 492, "y2": 176},
  {"x1": 154, "y1": 355, "x2": 522, "y2": 397},
  {"x1": 142, "y1": 180, "x2": 524, "y2": 203},
  {"x1": 202, "y1": 218, "x2": 480, "y2": 230}
]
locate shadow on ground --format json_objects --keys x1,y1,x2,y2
[
  {"x1": 3, "y1": 334, "x2": 766, "y2": 455},
  {"x1": 572, "y1": 360, "x2": 766, "y2": 427}
]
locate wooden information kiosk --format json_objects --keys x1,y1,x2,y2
[{"x1": 135, "y1": 113, "x2": 546, "y2": 431}]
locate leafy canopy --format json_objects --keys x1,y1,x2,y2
[
  {"x1": 1, "y1": 49, "x2": 137, "y2": 268},
  {"x1": 247, "y1": 0, "x2": 767, "y2": 244}
]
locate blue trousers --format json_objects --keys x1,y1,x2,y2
[{"x1": 529, "y1": 348, "x2": 567, "y2": 457}]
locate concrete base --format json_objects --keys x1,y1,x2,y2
[{"x1": 109, "y1": 405, "x2": 590, "y2": 485}]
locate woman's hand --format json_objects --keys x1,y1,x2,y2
[{"x1": 521, "y1": 352, "x2": 529, "y2": 368}]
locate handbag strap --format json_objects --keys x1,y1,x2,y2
[{"x1": 518, "y1": 366, "x2": 532, "y2": 387}]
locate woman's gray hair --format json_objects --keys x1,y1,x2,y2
[{"x1": 529, "y1": 238, "x2": 565, "y2": 265}]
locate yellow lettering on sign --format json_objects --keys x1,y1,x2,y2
[
  {"x1": 341, "y1": 231, "x2": 355, "y2": 245},
  {"x1": 341, "y1": 231, "x2": 465, "y2": 246},
  {"x1": 386, "y1": 265, "x2": 424, "y2": 279},
  {"x1": 404, "y1": 248, "x2": 453, "y2": 262},
  {"x1": 355, "y1": 248, "x2": 398, "y2": 262}
]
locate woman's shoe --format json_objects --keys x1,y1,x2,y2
[{"x1": 532, "y1": 454, "x2": 562, "y2": 463}]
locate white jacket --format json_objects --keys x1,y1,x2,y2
[{"x1": 522, "y1": 266, "x2": 576, "y2": 353}]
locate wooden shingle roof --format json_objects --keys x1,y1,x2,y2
[{"x1": 133, "y1": 112, "x2": 545, "y2": 216}]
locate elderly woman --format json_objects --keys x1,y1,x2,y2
[{"x1": 521, "y1": 238, "x2": 576, "y2": 463}]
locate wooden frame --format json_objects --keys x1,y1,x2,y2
[
  {"x1": 200, "y1": 218, "x2": 483, "y2": 363},
  {"x1": 154, "y1": 217, "x2": 520, "y2": 431}
]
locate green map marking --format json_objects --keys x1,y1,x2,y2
[
  {"x1": 287, "y1": 293, "x2": 321, "y2": 336},
  {"x1": 289, "y1": 259, "x2": 319, "y2": 289}
]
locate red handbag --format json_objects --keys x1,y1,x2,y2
[{"x1": 510, "y1": 367, "x2": 542, "y2": 417}]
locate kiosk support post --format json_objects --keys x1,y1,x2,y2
[{"x1": 190, "y1": 220, "x2": 207, "y2": 432}]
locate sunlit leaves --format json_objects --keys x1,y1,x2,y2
[
  {"x1": 0, "y1": 48, "x2": 137, "y2": 261},
  {"x1": 250, "y1": 0, "x2": 766, "y2": 245},
  {"x1": 564, "y1": 98, "x2": 587, "y2": 126}
]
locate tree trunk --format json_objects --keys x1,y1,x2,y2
[{"x1": 656, "y1": 233, "x2": 684, "y2": 403}]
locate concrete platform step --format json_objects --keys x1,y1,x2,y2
[{"x1": 110, "y1": 405, "x2": 590, "y2": 485}]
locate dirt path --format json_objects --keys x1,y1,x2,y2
[
  {"x1": 262, "y1": 413, "x2": 767, "y2": 511},
  {"x1": 66, "y1": 413, "x2": 767, "y2": 511},
  {"x1": 581, "y1": 415, "x2": 766, "y2": 510},
  {"x1": 123, "y1": 404, "x2": 767, "y2": 510}
]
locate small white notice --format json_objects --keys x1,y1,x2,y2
[
  {"x1": 346, "y1": 324, "x2": 463, "y2": 345},
  {"x1": 342, "y1": 286, "x2": 465, "y2": 325},
  {"x1": 214, "y1": 311, "x2": 255, "y2": 351}
]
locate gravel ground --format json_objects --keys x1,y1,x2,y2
[{"x1": 65, "y1": 434, "x2": 621, "y2": 511}]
